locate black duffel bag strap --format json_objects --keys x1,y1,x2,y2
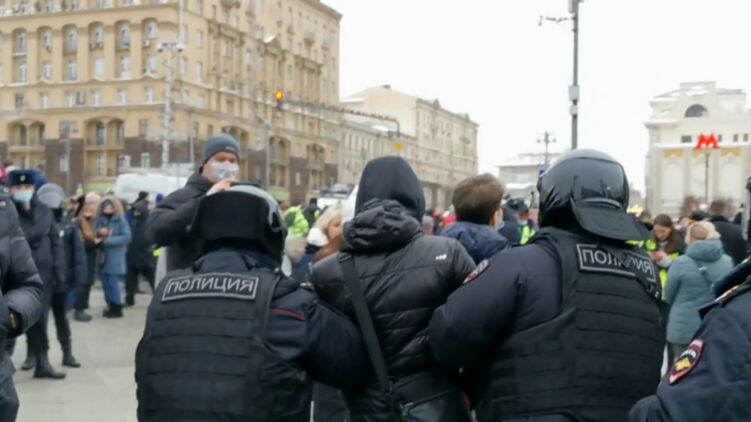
[{"x1": 338, "y1": 253, "x2": 391, "y2": 394}]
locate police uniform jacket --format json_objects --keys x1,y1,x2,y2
[
  {"x1": 629, "y1": 279, "x2": 751, "y2": 421},
  {"x1": 15, "y1": 198, "x2": 64, "y2": 288},
  {"x1": 136, "y1": 248, "x2": 370, "y2": 421}
]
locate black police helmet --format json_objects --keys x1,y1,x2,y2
[
  {"x1": 190, "y1": 184, "x2": 287, "y2": 262},
  {"x1": 537, "y1": 149, "x2": 651, "y2": 241}
]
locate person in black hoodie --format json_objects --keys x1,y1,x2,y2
[
  {"x1": 148, "y1": 134, "x2": 242, "y2": 272},
  {"x1": 126, "y1": 200, "x2": 155, "y2": 306},
  {"x1": 7, "y1": 170, "x2": 66, "y2": 380},
  {"x1": 309, "y1": 156, "x2": 476, "y2": 422},
  {"x1": 36, "y1": 183, "x2": 83, "y2": 369},
  {"x1": 708, "y1": 200, "x2": 749, "y2": 265}
]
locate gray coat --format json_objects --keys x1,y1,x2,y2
[{"x1": 665, "y1": 240, "x2": 733, "y2": 344}]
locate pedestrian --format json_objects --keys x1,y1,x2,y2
[
  {"x1": 309, "y1": 156, "x2": 476, "y2": 422},
  {"x1": 290, "y1": 206, "x2": 342, "y2": 283},
  {"x1": 629, "y1": 260, "x2": 751, "y2": 421},
  {"x1": 0, "y1": 185, "x2": 44, "y2": 421},
  {"x1": 421, "y1": 215, "x2": 435, "y2": 235},
  {"x1": 441, "y1": 174, "x2": 508, "y2": 263},
  {"x1": 649, "y1": 214, "x2": 686, "y2": 289},
  {"x1": 430, "y1": 150, "x2": 666, "y2": 422},
  {"x1": 664, "y1": 221, "x2": 733, "y2": 364},
  {"x1": 135, "y1": 185, "x2": 369, "y2": 422},
  {"x1": 125, "y1": 199, "x2": 155, "y2": 306},
  {"x1": 708, "y1": 200, "x2": 748, "y2": 265},
  {"x1": 8, "y1": 170, "x2": 67, "y2": 380},
  {"x1": 497, "y1": 200, "x2": 522, "y2": 246},
  {"x1": 94, "y1": 196, "x2": 131, "y2": 318},
  {"x1": 281, "y1": 201, "x2": 310, "y2": 239},
  {"x1": 303, "y1": 197, "x2": 321, "y2": 228},
  {"x1": 36, "y1": 184, "x2": 82, "y2": 368},
  {"x1": 72, "y1": 193, "x2": 101, "y2": 322},
  {"x1": 148, "y1": 133, "x2": 241, "y2": 272}
]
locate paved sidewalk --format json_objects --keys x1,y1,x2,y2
[{"x1": 12, "y1": 284, "x2": 149, "y2": 422}]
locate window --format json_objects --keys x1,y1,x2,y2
[
  {"x1": 95, "y1": 153, "x2": 105, "y2": 176},
  {"x1": 207, "y1": 124, "x2": 213, "y2": 137},
  {"x1": 146, "y1": 55, "x2": 157, "y2": 73},
  {"x1": 15, "y1": 93, "x2": 25, "y2": 109},
  {"x1": 0, "y1": 65, "x2": 3, "y2": 82},
  {"x1": 141, "y1": 152, "x2": 151, "y2": 167},
  {"x1": 16, "y1": 62, "x2": 27, "y2": 83},
  {"x1": 197, "y1": 94, "x2": 205, "y2": 108},
  {"x1": 66, "y1": 28, "x2": 77, "y2": 53},
  {"x1": 733, "y1": 134, "x2": 739, "y2": 143},
  {"x1": 180, "y1": 24, "x2": 187, "y2": 43},
  {"x1": 92, "y1": 89, "x2": 101, "y2": 106},
  {"x1": 212, "y1": 5, "x2": 217, "y2": 19},
  {"x1": 146, "y1": 21, "x2": 158, "y2": 39},
  {"x1": 94, "y1": 25, "x2": 104, "y2": 43},
  {"x1": 95, "y1": 58, "x2": 105, "y2": 77},
  {"x1": 0, "y1": 33, "x2": 3, "y2": 49},
  {"x1": 196, "y1": 0, "x2": 203, "y2": 13},
  {"x1": 222, "y1": 39, "x2": 229, "y2": 57},
  {"x1": 120, "y1": 57, "x2": 131, "y2": 78},
  {"x1": 123, "y1": 0, "x2": 133, "y2": 5},
  {"x1": 16, "y1": 32, "x2": 27, "y2": 54},
  {"x1": 196, "y1": 30, "x2": 203, "y2": 48},
  {"x1": 680, "y1": 135, "x2": 692, "y2": 144},
  {"x1": 96, "y1": 0, "x2": 107, "y2": 8},
  {"x1": 117, "y1": 89, "x2": 128, "y2": 105},
  {"x1": 66, "y1": 60, "x2": 77, "y2": 81},
  {"x1": 119, "y1": 24, "x2": 131, "y2": 46},
  {"x1": 95, "y1": 123, "x2": 105, "y2": 145},
  {"x1": 196, "y1": 62, "x2": 203, "y2": 83},
  {"x1": 138, "y1": 119, "x2": 149, "y2": 136},
  {"x1": 191, "y1": 122, "x2": 199, "y2": 138},
  {"x1": 145, "y1": 87, "x2": 155, "y2": 103},
  {"x1": 66, "y1": 92, "x2": 76, "y2": 107},
  {"x1": 42, "y1": 30, "x2": 52, "y2": 50},
  {"x1": 685, "y1": 104, "x2": 708, "y2": 118},
  {"x1": 180, "y1": 56, "x2": 187, "y2": 75},
  {"x1": 40, "y1": 93, "x2": 49, "y2": 108},
  {"x1": 718, "y1": 134, "x2": 723, "y2": 143},
  {"x1": 745, "y1": 134, "x2": 749, "y2": 142}
]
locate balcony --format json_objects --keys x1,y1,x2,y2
[
  {"x1": 13, "y1": 45, "x2": 27, "y2": 56},
  {"x1": 303, "y1": 27, "x2": 316, "y2": 44},
  {"x1": 64, "y1": 43, "x2": 77, "y2": 55},
  {"x1": 89, "y1": 41, "x2": 104, "y2": 50},
  {"x1": 117, "y1": 39, "x2": 131, "y2": 50}
]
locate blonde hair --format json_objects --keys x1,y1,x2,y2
[
  {"x1": 686, "y1": 221, "x2": 720, "y2": 244},
  {"x1": 313, "y1": 207, "x2": 343, "y2": 234}
]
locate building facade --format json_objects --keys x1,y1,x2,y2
[
  {"x1": 0, "y1": 0, "x2": 341, "y2": 203},
  {"x1": 341, "y1": 85, "x2": 479, "y2": 210},
  {"x1": 497, "y1": 151, "x2": 561, "y2": 208},
  {"x1": 645, "y1": 81, "x2": 751, "y2": 216}
]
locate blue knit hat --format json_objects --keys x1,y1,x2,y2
[{"x1": 203, "y1": 133, "x2": 240, "y2": 163}]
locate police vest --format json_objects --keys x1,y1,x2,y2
[
  {"x1": 478, "y1": 227, "x2": 666, "y2": 422},
  {"x1": 520, "y1": 225, "x2": 536, "y2": 245},
  {"x1": 136, "y1": 268, "x2": 311, "y2": 422}
]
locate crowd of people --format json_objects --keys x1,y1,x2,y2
[{"x1": 0, "y1": 131, "x2": 749, "y2": 421}]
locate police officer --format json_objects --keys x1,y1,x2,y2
[
  {"x1": 135, "y1": 185, "x2": 369, "y2": 422},
  {"x1": 0, "y1": 188, "x2": 44, "y2": 420},
  {"x1": 430, "y1": 149, "x2": 666, "y2": 421},
  {"x1": 629, "y1": 258, "x2": 751, "y2": 421}
]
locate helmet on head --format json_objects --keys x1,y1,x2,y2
[
  {"x1": 537, "y1": 149, "x2": 650, "y2": 241},
  {"x1": 190, "y1": 184, "x2": 287, "y2": 262}
]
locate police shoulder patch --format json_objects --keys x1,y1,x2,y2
[
  {"x1": 668, "y1": 339, "x2": 704, "y2": 384},
  {"x1": 463, "y1": 259, "x2": 490, "y2": 284},
  {"x1": 161, "y1": 272, "x2": 259, "y2": 303},
  {"x1": 576, "y1": 244, "x2": 657, "y2": 284}
]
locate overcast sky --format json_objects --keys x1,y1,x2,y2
[{"x1": 324, "y1": 0, "x2": 751, "y2": 191}]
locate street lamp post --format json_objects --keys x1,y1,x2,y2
[
  {"x1": 158, "y1": 40, "x2": 184, "y2": 171},
  {"x1": 537, "y1": 131, "x2": 557, "y2": 167},
  {"x1": 570, "y1": 0, "x2": 581, "y2": 150}
]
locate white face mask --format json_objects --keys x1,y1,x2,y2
[{"x1": 210, "y1": 161, "x2": 239, "y2": 181}]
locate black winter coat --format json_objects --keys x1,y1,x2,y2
[
  {"x1": 128, "y1": 201, "x2": 154, "y2": 270},
  {"x1": 60, "y1": 218, "x2": 86, "y2": 294},
  {"x1": 0, "y1": 195, "x2": 43, "y2": 341},
  {"x1": 709, "y1": 216, "x2": 749, "y2": 265},
  {"x1": 16, "y1": 198, "x2": 64, "y2": 289},
  {"x1": 310, "y1": 200, "x2": 475, "y2": 422},
  {"x1": 147, "y1": 172, "x2": 212, "y2": 271}
]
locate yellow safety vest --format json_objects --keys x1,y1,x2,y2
[
  {"x1": 520, "y1": 226, "x2": 537, "y2": 245},
  {"x1": 644, "y1": 239, "x2": 680, "y2": 290}
]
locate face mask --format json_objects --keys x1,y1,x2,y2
[
  {"x1": 12, "y1": 190, "x2": 33, "y2": 204},
  {"x1": 210, "y1": 161, "x2": 239, "y2": 181}
]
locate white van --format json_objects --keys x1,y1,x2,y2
[{"x1": 113, "y1": 172, "x2": 188, "y2": 204}]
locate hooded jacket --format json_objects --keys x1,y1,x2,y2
[
  {"x1": 665, "y1": 240, "x2": 734, "y2": 344},
  {"x1": 15, "y1": 197, "x2": 64, "y2": 288},
  {"x1": 94, "y1": 197, "x2": 132, "y2": 275},
  {"x1": 147, "y1": 172, "x2": 213, "y2": 271},
  {"x1": 709, "y1": 215, "x2": 749, "y2": 265},
  {"x1": 441, "y1": 221, "x2": 508, "y2": 263},
  {"x1": 128, "y1": 200, "x2": 154, "y2": 270},
  {"x1": 309, "y1": 157, "x2": 475, "y2": 422}
]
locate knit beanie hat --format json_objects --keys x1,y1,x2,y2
[
  {"x1": 686, "y1": 221, "x2": 720, "y2": 244},
  {"x1": 203, "y1": 133, "x2": 240, "y2": 164}
]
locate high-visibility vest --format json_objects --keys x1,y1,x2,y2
[
  {"x1": 520, "y1": 225, "x2": 537, "y2": 245},
  {"x1": 644, "y1": 239, "x2": 680, "y2": 290}
]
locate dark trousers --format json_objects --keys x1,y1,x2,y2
[
  {"x1": 27, "y1": 286, "x2": 53, "y2": 354},
  {"x1": 76, "y1": 247, "x2": 97, "y2": 311},
  {"x1": 313, "y1": 383, "x2": 349, "y2": 422},
  {"x1": 0, "y1": 359, "x2": 19, "y2": 422},
  {"x1": 126, "y1": 266, "x2": 155, "y2": 299},
  {"x1": 74, "y1": 283, "x2": 92, "y2": 311},
  {"x1": 51, "y1": 291, "x2": 72, "y2": 347}
]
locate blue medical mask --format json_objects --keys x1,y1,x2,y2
[{"x1": 12, "y1": 190, "x2": 33, "y2": 204}]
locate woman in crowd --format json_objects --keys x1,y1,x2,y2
[
  {"x1": 665, "y1": 221, "x2": 733, "y2": 362},
  {"x1": 650, "y1": 214, "x2": 686, "y2": 289},
  {"x1": 94, "y1": 197, "x2": 132, "y2": 318},
  {"x1": 73, "y1": 193, "x2": 101, "y2": 322}
]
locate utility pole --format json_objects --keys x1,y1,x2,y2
[
  {"x1": 537, "y1": 131, "x2": 557, "y2": 167},
  {"x1": 159, "y1": 40, "x2": 184, "y2": 171},
  {"x1": 540, "y1": 0, "x2": 583, "y2": 150}
]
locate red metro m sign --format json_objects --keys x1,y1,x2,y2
[{"x1": 695, "y1": 134, "x2": 719, "y2": 151}]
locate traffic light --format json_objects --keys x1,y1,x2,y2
[{"x1": 274, "y1": 90, "x2": 285, "y2": 111}]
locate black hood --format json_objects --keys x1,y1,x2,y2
[
  {"x1": 343, "y1": 199, "x2": 421, "y2": 254},
  {"x1": 356, "y1": 156, "x2": 425, "y2": 220}
]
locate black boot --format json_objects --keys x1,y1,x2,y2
[
  {"x1": 73, "y1": 310, "x2": 92, "y2": 322},
  {"x1": 61, "y1": 343, "x2": 81, "y2": 368},
  {"x1": 33, "y1": 352, "x2": 66, "y2": 380},
  {"x1": 21, "y1": 354, "x2": 36, "y2": 371},
  {"x1": 125, "y1": 295, "x2": 135, "y2": 307},
  {"x1": 103, "y1": 305, "x2": 123, "y2": 319}
]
